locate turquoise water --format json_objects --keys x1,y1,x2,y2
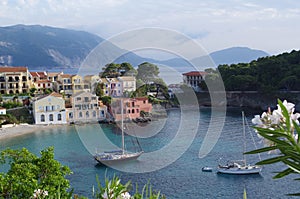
[{"x1": 0, "y1": 108, "x2": 299, "y2": 198}]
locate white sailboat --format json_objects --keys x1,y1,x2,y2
[
  {"x1": 94, "y1": 99, "x2": 143, "y2": 164},
  {"x1": 217, "y1": 112, "x2": 262, "y2": 175}
]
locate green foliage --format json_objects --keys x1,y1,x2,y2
[
  {"x1": 0, "y1": 147, "x2": 72, "y2": 198},
  {"x1": 101, "y1": 62, "x2": 137, "y2": 78},
  {"x1": 136, "y1": 62, "x2": 159, "y2": 84},
  {"x1": 101, "y1": 96, "x2": 112, "y2": 106},
  {"x1": 0, "y1": 114, "x2": 19, "y2": 125},
  {"x1": 218, "y1": 50, "x2": 300, "y2": 91},
  {"x1": 1, "y1": 101, "x2": 23, "y2": 109},
  {"x1": 245, "y1": 99, "x2": 300, "y2": 195},
  {"x1": 95, "y1": 82, "x2": 105, "y2": 97},
  {"x1": 93, "y1": 175, "x2": 165, "y2": 199}
]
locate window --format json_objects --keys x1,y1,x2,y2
[
  {"x1": 48, "y1": 83, "x2": 50, "y2": 86},
  {"x1": 137, "y1": 109, "x2": 139, "y2": 113},
  {"x1": 76, "y1": 97, "x2": 81, "y2": 101},
  {"x1": 39, "y1": 106, "x2": 43, "y2": 111},
  {"x1": 132, "y1": 109, "x2": 135, "y2": 114},
  {"x1": 93, "y1": 111, "x2": 96, "y2": 117},
  {"x1": 143, "y1": 100, "x2": 146, "y2": 104},
  {"x1": 41, "y1": 114, "x2": 45, "y2": 122},
  {"x1": 69, "y1": 112, "x2": 73, "y2": 119},
  {"x1": 58, "y1": 113, "x2": 62, "y2": 121},
  {"x1": 92, "y1": 97, "x2": 96, "y2": 100},
  {"x1": 128, "y1": 109, "x2": 130, "y2": 114},
  {"x1": 84, "y1": 97, "x2": 89, "y2": 102},
  {"x1": 79, "y1": 112, "x2": 82, "y2": 118},
  {"x1": 86, "y1": 111, "x2": 89, "y2": 118},
  {"x1": 49, "y1": 114, "x2": 53, "y2": 121}
]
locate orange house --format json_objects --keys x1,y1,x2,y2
[{"x1": 111, "y1": 97, "x2": 152, "y2": 121}]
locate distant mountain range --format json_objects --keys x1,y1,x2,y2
[{"x1": 0, "y1": 24, "x2": 269, "y2": 71}]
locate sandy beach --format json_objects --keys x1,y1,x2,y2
[{"x1": 0, "y1": 124, "x2": 63, "y2": 140}]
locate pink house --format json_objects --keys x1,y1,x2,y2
[{"x1": 111, "y1": 97, "x2": 152, "y2": 121}]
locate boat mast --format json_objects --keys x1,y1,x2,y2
[
  {"x1": 121, "y1": 99, "x2": 125, "y2": 155},
  {"x1": 242, "y1": 111, "x2": 246, "y2": 165}
]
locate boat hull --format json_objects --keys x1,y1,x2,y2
[
  {"x1": 217, "y1": 166, "x2": 262, "y2": 175},
  {"x1": 94, "y1": 151, "x2": 143, "y2": 165}
]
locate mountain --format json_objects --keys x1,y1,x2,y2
[
  {"x1": 0, "y1": 24, "x2": 103, "y2": 68},
  {"x1": 0, "y1": 24, "x2": 269, "y2": 71},
  {"x1": 208, "y1": 47, "x2": 269, "y2": 65}
]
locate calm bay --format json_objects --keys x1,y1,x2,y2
[{"x1": 0, "y1": 108, "x2": 298, "y2": 198}]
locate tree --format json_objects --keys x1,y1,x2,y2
[
  {"x1": 29, "y1": 88, "x2": 37, "y2": 97},
  {"x1": 120, "y1": 62, "x2": 137, "y2": 76},
  {"x1": 101, "y1": 62, "x2": 137, "y2": 78},
  {"x1": 101, "y1": 63, "x2": 120, "y2": 77},
  {"x1": 0, "y1": 147, "x2": 72, "y2": 198},
  {"x1": 136, "y1": 62, "x2": 159, "y2": 84},
  {"x1": 95, "y1": 82, "x2": 105, "y2": 97},
  {"x1": 101, "y1": 96, "x2": 112, "y2": 106}
]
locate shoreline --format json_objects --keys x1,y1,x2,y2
[{"x1": 0, "y1": 124, "x2": 65, "y2": 141}]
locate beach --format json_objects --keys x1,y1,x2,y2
[{"x1": 0, "y1": 124, "x2": 62, "y2": 140}]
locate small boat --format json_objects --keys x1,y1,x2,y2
[
  {"x1": 217, "y1": 160, "x2": 261, "y2": 175},
  {"x1": 94, "y1": 99, "x2": 143, "y2": 164},
  {"x1": 202, "y1": 166, "x2": 213, "y2": 172},
  {"x1": 217, "y1": 112, "x2": 262, "y2": 175}
]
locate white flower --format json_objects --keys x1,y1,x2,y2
[
  {"x1": 43, "y1": 190, "x2": 48, "y2": 196},
  {"x1": 252, "y1": 115, "x2": 263, "y2": 126},
  {"x1": 118, "y1": 192, "x2": 131, "y2": 199},
  {"x1": 102, "y1": 191, "x2": 108, "y2": 199}
]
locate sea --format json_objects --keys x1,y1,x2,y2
[{"x1": 0, "y1": 108, "x2": 299, "y2": 199}]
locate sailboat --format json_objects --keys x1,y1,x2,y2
[
  {"x1": 94, "y1": 99, "x2": 143, "y2": 164},
  {"x1": 217, "y1": 112, "x2": 262, "y2": 175}
]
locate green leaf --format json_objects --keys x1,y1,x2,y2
[
  {"x1": 293, "y1": 120, "x2": 300, "y2": 144},
  {"x1": 273, "y1": 168, "x2": 294, "y2": 179},
  {"x1": 287, "y1": 193, "x2": 300, "y2": 196},
  {"x1": 282, "y1": 159, "x2": 300, "y2": 174},
  {"x1": 283, "y1": 150, "x2": 300, "y2": 162},
  {"x1": 244, "y1": 146, "x2": 277, "y2": 155},
  {"x1": 278, "y1": 99, "x2": 291, "y2": 131},
  {"x1": 256, "y1": 156, "x2": 288, "y2": 165}
]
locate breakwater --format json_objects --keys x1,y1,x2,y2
[{"x1": 195, "y1": 91, "x2": 300, "y2": 110}]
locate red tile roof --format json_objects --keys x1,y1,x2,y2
[
  {"x1": 182, "y1": 71, "x2": 207, "y2": 76},
  {"x1": 0, "y1": 67, "x2": 28, "y2": 73}
]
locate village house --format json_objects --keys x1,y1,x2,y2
[
  {"x1": 84, "y1": 75, "x2": 101, "y2": 94},
  {"x1": 111, "y1": 97, "x2": 152, "y2": 121},
  {"x1": 54, "y1": 74, "x2": 72, "y2": 95},
  {"x1": 32, "y1": 92, "x2": 67, "y2": 125},
  {"x1": 0, "y1": 107, "x2": 6, "y2": 115},
  {"x1": 182, "y1": 71, "x2": 207, "y2": 92},
  {"x1": 66, "y1": 91, "x2": 107, "y2": 123},
  {"x1": 47, "y1": 72, "x2": 63, "y2": 82},
  {"x1": 30, "y1": 71, "x2": 48, "y2": 82},
  {"x1": 98, "y1": 76, "x2": 136, "y2": 97},
  {"x1": 0, "y1": 66, "x2": 32, "y2": 95},
  {"x1": 34, "y1": 80, "x2": 53, "y2": 93}
]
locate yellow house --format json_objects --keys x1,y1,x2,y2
[
  {"x1": 67, "y1": 91, "x2": 107, "y2": 123},
  {"x1": 0, "y1": 66, "x2": 32, "y2": 95},
  {"x1": 32, "y1": 92, "x2": 67, "y2": 124}
]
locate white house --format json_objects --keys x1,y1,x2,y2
[{"x1": 32, "y1": 92, "x2": 67, "y2": 125}]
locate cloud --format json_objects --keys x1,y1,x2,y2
[{"x1": 0, "y1": 0, "x2": 299, "y2": 54}]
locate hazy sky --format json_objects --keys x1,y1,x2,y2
[{"x1": 0, "y1": 0, "x2": 299, "y2": 55}]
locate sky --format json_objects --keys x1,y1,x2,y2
[{"x1": 0, "y1": 0, "x2": 300, "y2": 56}]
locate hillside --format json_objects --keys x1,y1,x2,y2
[
  {"x1": 0, "y1": 24, "x2": 102, "y2": 68},
  {"x1": 217, "y1": 49, "x2": 300, "y2": 92}
]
